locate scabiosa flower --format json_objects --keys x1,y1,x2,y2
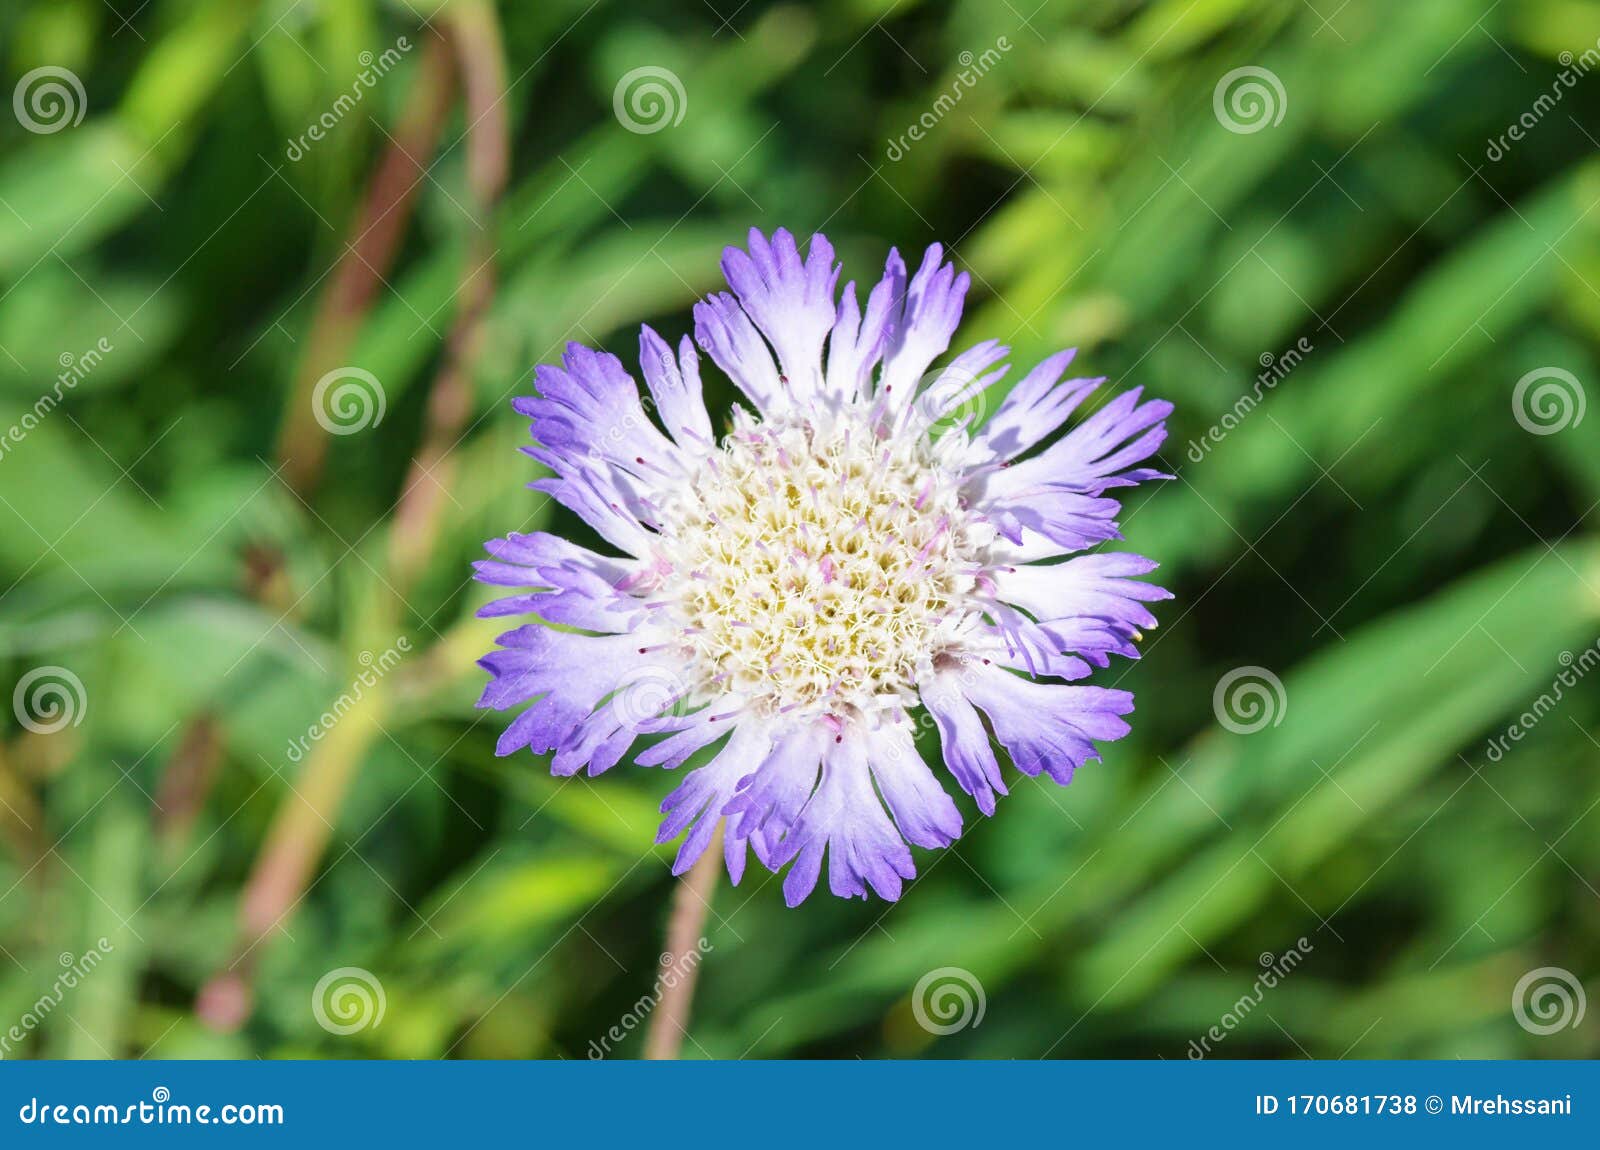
[{"x1": 476, "y1": 228, "x2": 1172, "y2": 905}]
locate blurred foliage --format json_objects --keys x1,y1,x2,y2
[{"x1": 1, "y1": 0, "x2": 1598, "y2": 1061}]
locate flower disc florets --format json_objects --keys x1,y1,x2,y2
[
  {"x1": 476, "y1": 227, "x2": 1174, "y2": 905},
  {"x1": 653, "y1": 408, "x2": 983, "y2": 722}
]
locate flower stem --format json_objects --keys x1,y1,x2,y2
[
  {"x1": 274, "y1": 34, "x2": 457, "y2": 496},
  {"x1": 643, "y1": 827, "x2": 722, "y2": 1060}
]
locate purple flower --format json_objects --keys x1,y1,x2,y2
[{"x1": 476, "y1": 229, "x2": 1172, "y2": 905}]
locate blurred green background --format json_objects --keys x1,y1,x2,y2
[{"x1": 1, "y1": 0, "x2": 1597, "y2": 1060}]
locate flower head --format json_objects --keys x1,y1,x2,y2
[{"x1": 477, "y1": 228, "x2": 1172, "y2": 905}]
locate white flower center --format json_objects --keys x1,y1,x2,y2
[{"x1": 654, "y1": 409, "x2": 982, "y2": 721}]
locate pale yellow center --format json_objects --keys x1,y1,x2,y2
[{"x1": 655, "y1": 411, "x2": 979, "y2": 720}]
